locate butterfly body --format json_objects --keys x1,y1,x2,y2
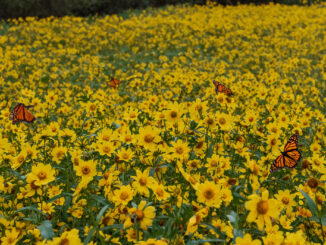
[
  {"x1": 270, "y1": 133, "x2": 301, "y2": 172},
  {"x1": 9, "y1": 103, "x2": 35, "y2": 124},
  {"x1": 212, "y1": 80, "x2": 233, "y2": 96},
  {"x1": 109, "y1": 78, "x2": 121, "y2": 88}
]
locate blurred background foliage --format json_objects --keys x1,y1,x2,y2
[{"x1": 0, "y1": 0, "x2": 321, "y2": 19}]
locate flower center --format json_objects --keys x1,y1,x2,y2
[
  {"x1": 219, "y1": 118, "x2": 226, "y2": 125},
  {"x1": 122, "y1": 153, "x2": 129, "y2": 160},
  {"x1": 82, "y1": 166, "x2": 90, "y2": 175},
  {"x1": 37, "y1": 172, "x2": 47, "y2": 180},
  {"x1": 135, "y1": 210, "x2": 144, "y2": 221},
  {"x1": 175, "y1": 146, "x2": 184, "y2": 154},
  {"x1": 18, "y1": 155, "x2": 25, "y2": 163},
  {"x1": 103, "y1": 146, "x2": 111, "y2": 153},
  {"x1": 139, "y1": 177, "x2": 147, "y2": 186},
  {"x1": 60, "y1": 238, "x2": 69, "y2": 245},
  {"x1": 196, "y1": 141, "x2": 204, "y2": 149},
  {"x1": 120, "y1": 191, "x2": 129, "y2": 200},
  {"x1": 203, "y1": 189, "x2": 214, "y2": 200},
  {"x1": 307, "y1": 178, "x2": 318, "y2": 188},
  {"x1": 144, "y1": 134, "x2": 154, "y2": 143},
  {"x1": 271, "y1": 139, "x2": 277, "y2": 146},
  {"x1": 170, "y1": 111, "x2": 178, "y2": 118},
  {"x1": 207, "y1": 118, "x2": 214, "y2": 125},
  {"x1": 156, "y1": 188, "x2": 164, "y2": 197},
  {"x1": 102, "y1": 135, "x2": 110, "y2": 141},
  {"x1": 282, "y1": 197, "x2": 289, "y2": 205},
  {"x1": 257, "y1": 200, "x2": 269, "y2": 215},
  {"x1": 210, "y1": 160, "x2": 217, "y2": 167}
]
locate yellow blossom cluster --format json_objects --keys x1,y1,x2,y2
[{"x1": 0, "y1": 2, "x2": 326, "y2": 244}]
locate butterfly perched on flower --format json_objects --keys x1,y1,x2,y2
[
  {"x1": 270, "y1": 133, "x2": 302, "y2": 173},
  {"x1": 212, "y1": 81, "x2": 233, "y2": 96},
  {"x1": 109, "y1": 78, "x2": 121, "y2": 88},
  {"x1": 9, "y1": 103, "x2": 35, "y2": 124}
]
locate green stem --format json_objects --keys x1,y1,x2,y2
[{"x1": 320, "y1": 217, "x2": 325, "y2": 243}]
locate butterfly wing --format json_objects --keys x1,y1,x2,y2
[
  {"x1": 283, "y1": 133, "x2": 301, "y2": 168},
  {"x1": 271, "y1": 134, "x2": 301, "y2": 173},
  {"x1": 284, "y1": 150, "x2": 301, "y2": 168},
  {"x1": 9, "y1": 103, "x2": 35, "y2": 124},
  {"x1": 213, "y1": 81, "x2": 233, "y2": 96},
  {"x1": 23, "y1": 107, "x2": 36, "y2": 123},
  {"x1": 283, "y1": 133, "x2": 299, "y2": 152},
  {"x1": 270, "y1": 154, "x2": 285, "y2": 172},
  {"x1": 9, "y1": 104, "x2": 24, "y2": 123},
  {"x1": 110, "y1": 78, "x2": 120, "y2": 88}
]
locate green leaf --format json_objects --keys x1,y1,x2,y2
[
  {"x1": 321, "y1": 214, "x2": 326, "y2": 227},
  {"x1": 186, "y1": 238, "x2": 224, "y2": 245},
  {"x1": 203, "y1": 223, "x2": 225, "y2": 239},
  {"x1": 89, "y1": 194, "x2": 109, "y2": 205},
  {"x1": 300, "y1": 190, "x2": 319, "y2": 217},
  {"x1": 100, "y1": 224, "x2": 124, "y2": 231},
  {"x1": 84, "y1": 227, "x2": 95, "y2": 245},
  {"x1": 37, "y1": 220, "x2": 55, "y2": 239},
  {"x1": 96, "y1": 205, "x2": 109, "y2": 224},
  {"x1": 226, "y1": 211, "x2": 239, "y2": 229},
  {"x1": 15, "y1": 206, "x2": 44, "y2": 214},
  {"x1": 227, "y1": 211, "x2": 243, "y2": 241}
]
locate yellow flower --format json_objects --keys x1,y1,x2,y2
[
  {"x1": 196, "y1": 181, "x2": 222, "y2": 208},
  {"x1": 27, "y1": 163, "x2": 55, "y2": 186},
  {"x1": 126, "y1": 228, "x2": 143, "y2": 242},
  {"x1": 113, "y1": 185, "x2": 134, "y2": 206},
  {"x1": 52, "y1": 146, "x2": 67, "y2": 164},
  {"x1": 75, "y1": 159, "x2": 97, "y2": 181},
  {"x1": 171, "y1": 140, "x2": 190, "y2": 160},
  {"x1": 242, "y1": 110, "x2": 258, "y2": 127},
  {"x1": 283, "y1": 230, "x2": 307, "y2": 245},
  {"x1": 137, "y1": 126, "x2": 161, "y2": 151},
  {"x1": 136, "y1": 238, "x2": 168, "y2": 245},
  {"x1": 47, "y1": 229, "x2": 82, "y2": 245},
  {"x1": 274, "y1": 190, "x2": 297, "y2": 211},
  {"x1": 215, "y1": 112, "x2": 234, "y2": 131},
  {"x1": 97, "y1": 141, "x2": 115, "y2": 157},
  {"x1": 124, "y1": 108, "x2": 139, "y2": 121},
  {"x1": 124, "y1": 200, "x2": 156, "y2": 230},
  {"x1": 235, "y1": 234, "x2": 261, "y2": 245},
  {"x1": 116, "y1": 148, "x2": 134, "y2": 162},
  {"x1": 132, "y1": 169, "x2": 155, "y2": 196},
  {"x1": 151, "y1": 182, "x2": 170, "y2": 201},
  {"x1": 1, "y1": 228, "x2": 21, "y2": 245},
  {"x1": 38, "y1": 201, "x2": 55, "y2": 215},
  {"x1": 185, "y1": 207, "x2": 209, "y2": 235},
  {"x1": 166, "y1": 102, "x2": 183, "y2": 123},
  {"x1": 245, "y1": 190, "x2": 279, "y2": 230}
]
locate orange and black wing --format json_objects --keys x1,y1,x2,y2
[
  {"x1": 9, "y1": 103, "x2": 35, "y2": 124},
  {"x1": 212, "y1": 81, "x2": 233, "y2": 96},
  {"x1": 270, "y1": 133, "x2": 301, "y2": 172},
  {"x1": 270, "y1": 154, "x2": 285, "y2": 172},
  {"x1": 109, "y1": 78, "x2": 120, "y2": 88},
  {"x1": 283, "y1": 133, "x2": 301, "y2": 168},
  {"x1": 283, "y1": 133, "x2": 299, "y2": 152}
]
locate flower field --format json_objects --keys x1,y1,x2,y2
[{"x1": 1, "y1": 3, "x2": 326, "y2": 244}]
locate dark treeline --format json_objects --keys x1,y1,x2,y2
[{"x1": 0, "y1": 0, "x2": 313, "y2": 19}]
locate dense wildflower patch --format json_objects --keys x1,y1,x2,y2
[{"x1": 0, "y1": 3, "x2": 326, "y2": 244}]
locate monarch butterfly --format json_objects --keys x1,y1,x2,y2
[
  {"x1": 212, "y1": 81, "x2": 233, "y2": 96},
  {"x1": 9, "y1": 103, "x2": 35, "y2": 124},
  {"x1": 109, "y1": 78, "x2": 121, "y2": 88},
  {"x1": 270, "y1": 133, "x2": 302, "y2": 172}
]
